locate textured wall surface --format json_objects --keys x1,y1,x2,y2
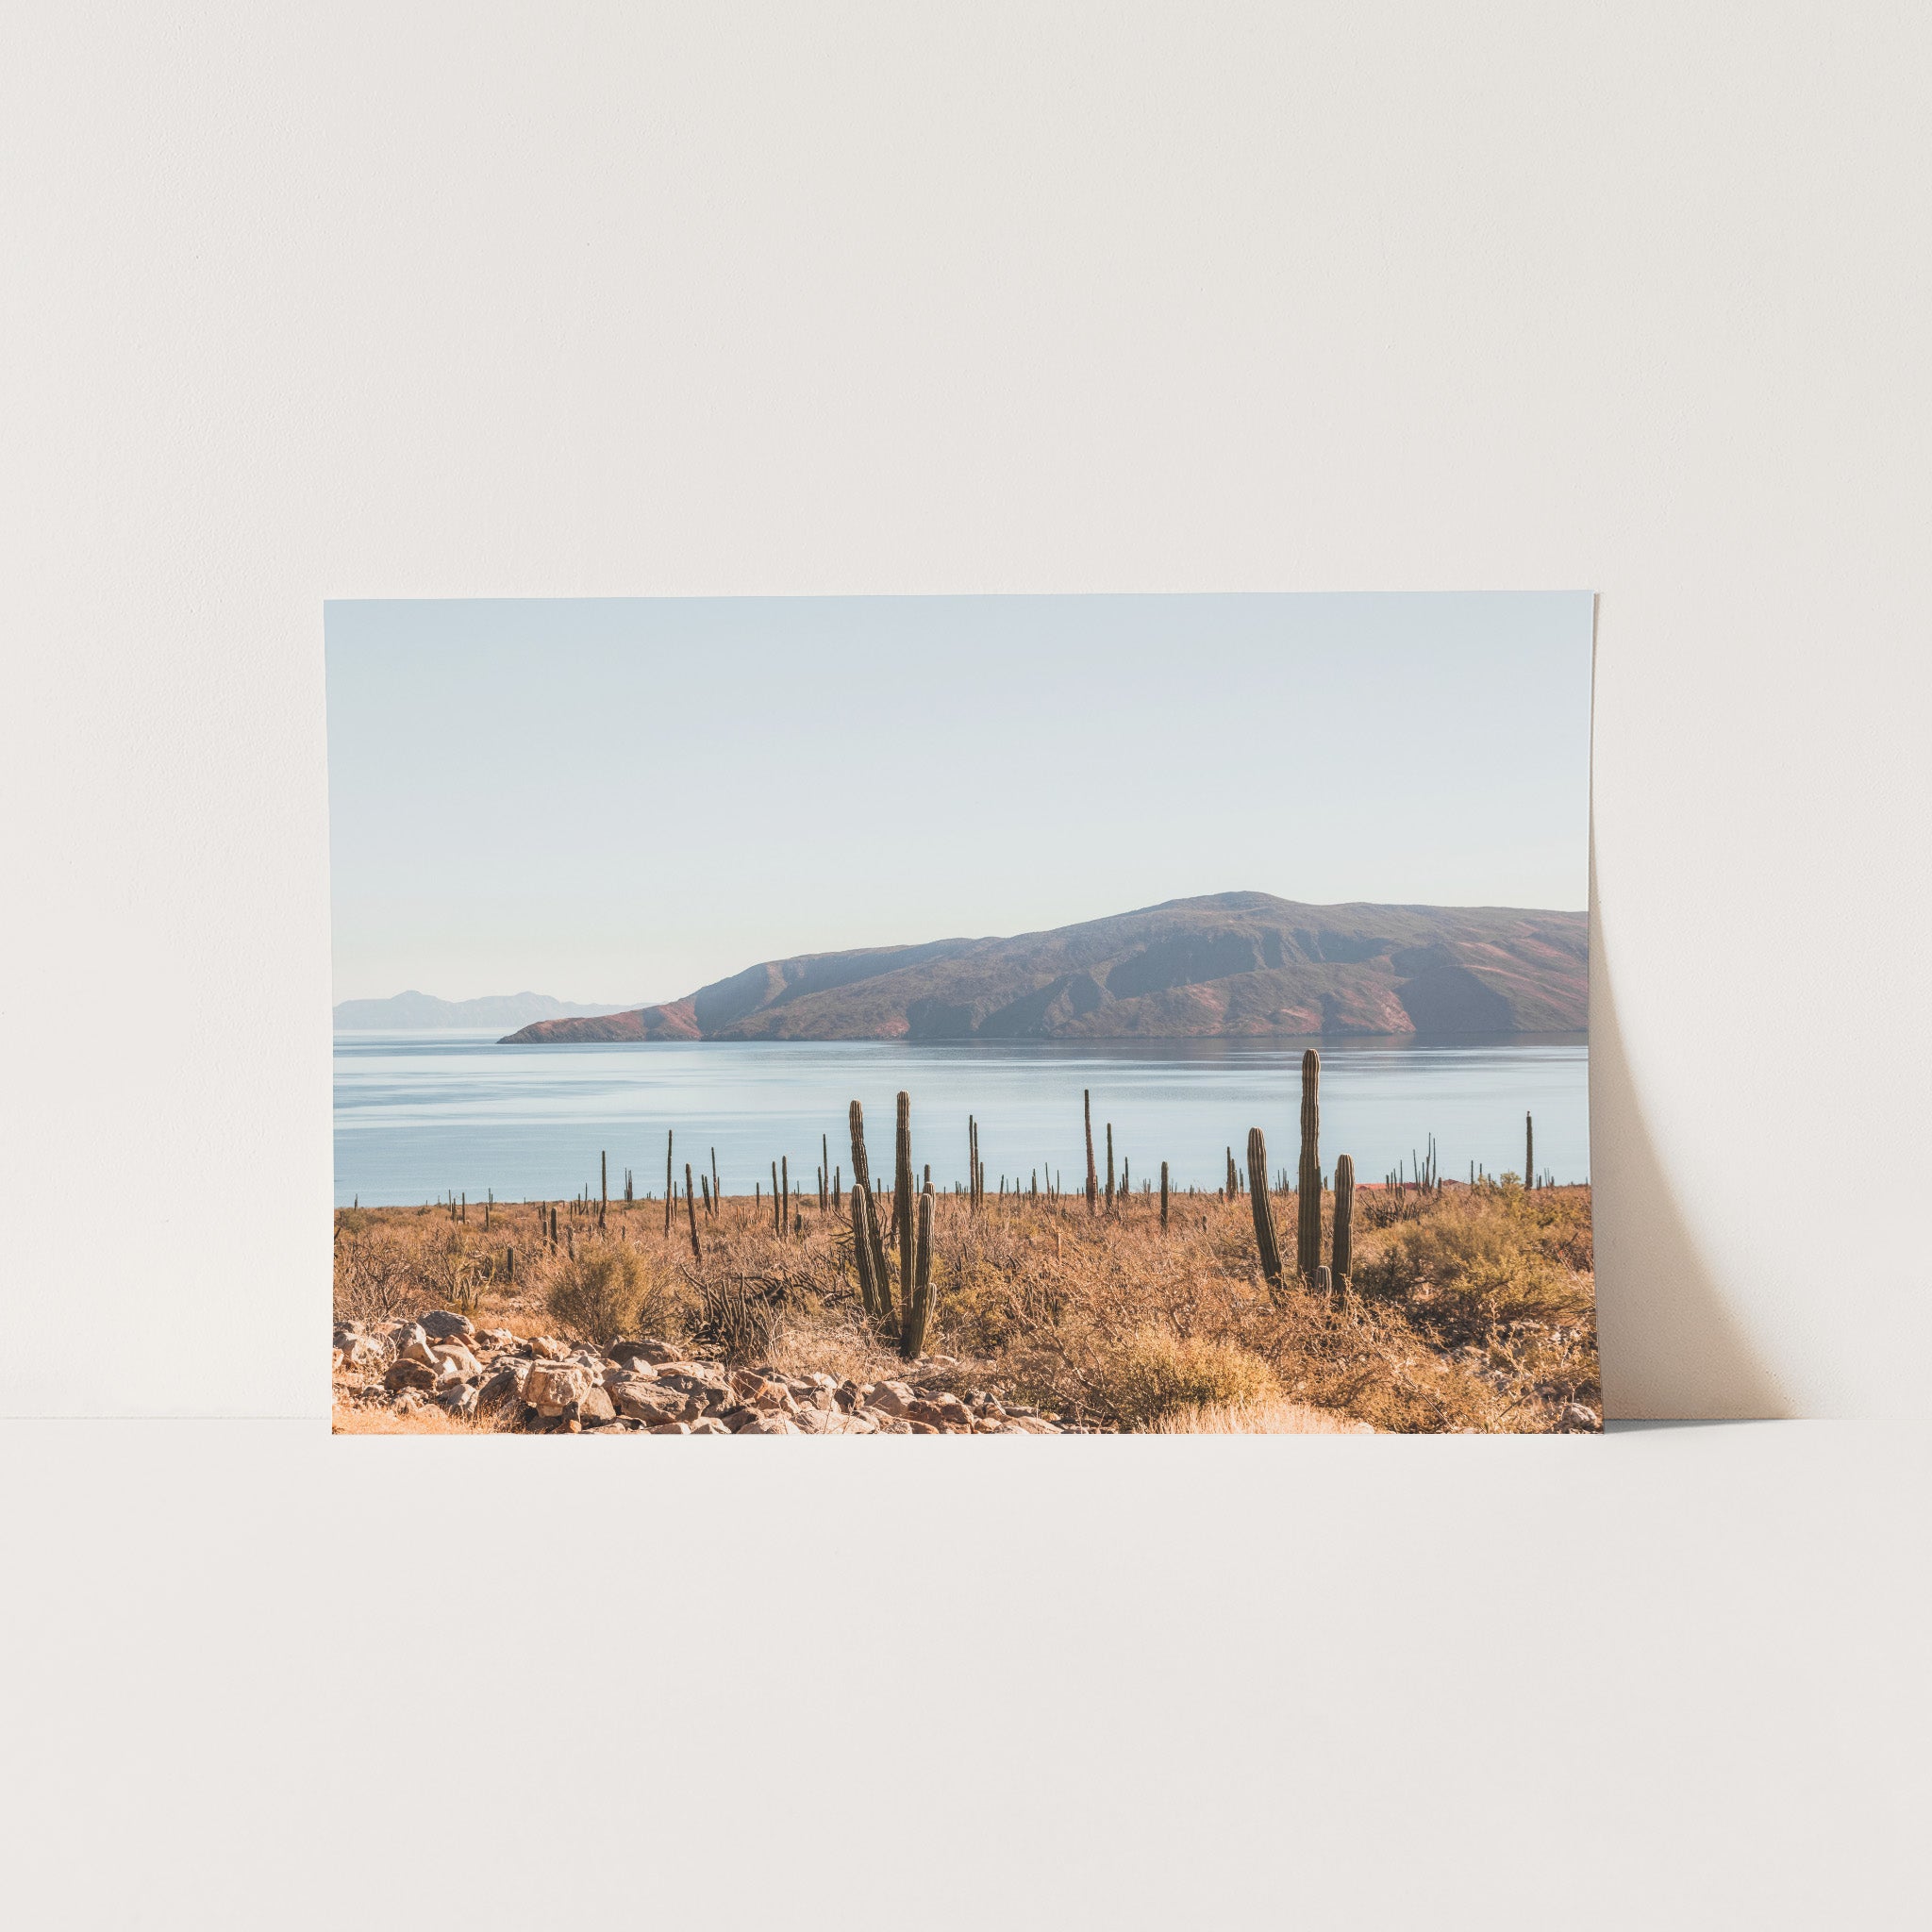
[{"x1": 1, "y1": 8, "x2": 1925, "y2": 1418}]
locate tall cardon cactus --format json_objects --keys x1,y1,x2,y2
[
  {"x1": 850, "y1": 1182, "x2": 883, "y2": 1321},
  {"x1": 899, "y1": 1183, "x2": 938, "y2": 1360},
  {"x1": 848, "y1": 1100, "x2": 892, "y2": 1319},
  {"x1": 1246, "y1": 1126, "x2": 1286, "y2": 1300},
  {"x1": 894, "y1": 1091, "x2": 915, "y2": 1309},
  {"x1": 1296, "y1": 1048, "x2": 1322, "y2": 1278},
  {"x1": 1332, "y1": 1152, "x2": 1355, "y2": 1288}
]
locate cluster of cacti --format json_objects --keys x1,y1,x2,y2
[
  {"x1": 409, "y1": 1074, "x2": 1557, "y2": 1330},
  {"x1": 825, "y1": 1095, "x2": 943, "y2": 1357},
  {"x1": 1296, "y1": 1049, "x2": 1322, "y2": 1278},
  {"x1": 1395, "y1": 1135, "x2": 1441, "y2": 1195}
]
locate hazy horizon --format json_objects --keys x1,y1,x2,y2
[
  {"x1": 327, "y1": 593, "x2": 1592, "y2": 1004},
  {"x1": 332, "y1": 886, "x2": 1591, "y2": 1012}
]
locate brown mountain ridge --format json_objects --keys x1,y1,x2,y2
[{"x1": 499, "y1": 893, "x2": 1587, "y2": 1044}]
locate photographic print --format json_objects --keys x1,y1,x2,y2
[{"x1": 329, "y1": 594, "x2": 1593, "y2": 1435}]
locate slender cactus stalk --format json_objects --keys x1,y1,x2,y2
[
  {"x1": 1084, "y1": 1090, "x2": 1098, "y2": 1214},
  {"x1": 1332, "y1": 1153, "x2": 1355, "y2": 1286},
  {"x1": 710, "y1": 1147, "x2": 721, "y2": 1218},
  {"x1": 1106, "y1": 1123, "x2": 1115, "y2": 1209},
  {"x1": 781, "y1": 1154, "x2": 791, "y2": 1235},
  {"x1": 1525, "y1": 1112, "x2": 1534, "y2": 1189},
  {"x1": 1246, "y1": 1127, "x2": 1286, "y2": 1300},
  {"x1": 850, "y1": 1183, "x2": 881, "y2": 1320},
  {"x1": 900, "y1": 1183, "x2": 938, "y2": 1360},
  {"x1": 822, "y1": 1133, "x2": 830, "y2": 1211},
  {"x1": 664, "y1": 1129, "x2": 674, "y2": 1236},
  {"x1": 894, "y1": 1091, "x2": 914, "y2": 1312},
  {"x1": 1296, "y1": 1048, "x2": 1322, "y2": 1278},
  {"x1": 849, "y1": 1101, "x2": 891, "y2": 1317},
  {"x1": 684, "y1": 1162, "x2": 702, "y2": 1264},
  {"x1": 1159, "y1": 1159, "x2": 1170, "y2": 1230}
]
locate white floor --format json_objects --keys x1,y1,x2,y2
[{"x1": 2, "y1": 1419, "x2": 1924, "y2": 1927}]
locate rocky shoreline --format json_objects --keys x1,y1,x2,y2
[{"x1": 333, "y1": 1312, "x2": 1076, "y2": 1434}]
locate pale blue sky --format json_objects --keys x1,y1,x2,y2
[{"x1": 326, "y1": 593, "x2": 1592, "y2": 1004}]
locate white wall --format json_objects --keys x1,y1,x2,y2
[{"x1": 3, "y1": 3, "x2": 1927, "y2": 1417}]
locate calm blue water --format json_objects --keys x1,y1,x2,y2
[{"x1": 333, "y1": 1033, "x2": 1589, "y2": 1207}]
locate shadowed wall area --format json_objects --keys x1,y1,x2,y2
[{"x1": 1591, "y1": 878, "x2": 1790, "y2": 1420}]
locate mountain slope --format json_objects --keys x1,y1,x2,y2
[
  {"x1": 499, "y1": 893, "x2": 1587, "y2": 1043},
  {"x1": 334, "y1": 990, "x2": 639, "y2": 1032}
]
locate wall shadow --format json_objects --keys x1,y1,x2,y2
[{"x1": 1591, "y1": 871, "x2": 1791, "y2": 1419}]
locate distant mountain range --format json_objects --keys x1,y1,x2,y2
[
  {"x1": 333, "y1": 990, "x2": 639, "y2": 1032},
  {"x1": 497, "y1": 893, "x2": 1587, "y2": 1044}
]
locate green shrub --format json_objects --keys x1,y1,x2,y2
[
  {"x1": 1091, "y1": 1328, "x2": 1279, "y2": 1430},
  {"x1": 1354, "y1": 1201, "x2": 1591, "y2": 1333},
  {"x1": 545, "y1": 1242, "x2": 657, "y2": 1348}
]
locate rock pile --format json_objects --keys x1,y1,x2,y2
[{"x1": 333, "y1": 1315, "x2": 1074, "y2": 1434}]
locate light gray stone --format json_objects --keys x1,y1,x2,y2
[
  {"x1": 867, "y1": 1379, "x2": 916, "y2": 1417},
  {"x1": 525, "y1": 1362, "x2": 596, "y2": 1417},
  {"x1": 608, "y1": 1377, "x2": 695, "y2": 1425},
  {"x1": 476, "y1": 1362, "x2": 530, "y2": 1416}
]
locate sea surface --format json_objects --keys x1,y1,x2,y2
[{"x1": 333, "y1": 1033, "x2": 1590, "y2": 1208}]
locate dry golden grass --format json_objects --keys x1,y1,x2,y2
[
  {"x1": 331, "y1": 1398, "x2": 511, "y2": 1436},
  {"x1": 336, "y1": 1176, "x2": 1595, "y2": 1433},
  {"x1": 1147, "y1": 1396, "x2": 1376, "y2": 1434}
]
